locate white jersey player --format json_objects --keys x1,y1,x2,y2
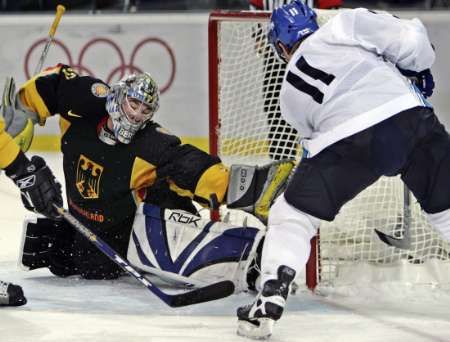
[{"x1": 237, "y1": 1, "x2": 446, "y2": 339}]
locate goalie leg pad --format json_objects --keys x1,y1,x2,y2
[
  {"x1": 20, "y1": 217, "x2": 58, "y2": 270},
  {"x1": 127, "y1": 204, "x2": 266, "y2": 292},
  {"x1": 226, "y1": 159, "x2": 295, "y2": 222},
  {"x1": 20, "y1": 217, "x2": 78, "y2": 277}
]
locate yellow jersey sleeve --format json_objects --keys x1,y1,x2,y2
[{"x1": 0, "y1": 118, "x2": 20, "y2": 169}]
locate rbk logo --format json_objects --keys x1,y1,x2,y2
[
  {"x1": 76, "y1": 154, "x2": 103, "y2": 199},
  {"x1": 167, "y1": 212, "x2": 201, "y2": 227},
  {"x1": 16, "y1": 175, "x2": 36, "y2": 189}
]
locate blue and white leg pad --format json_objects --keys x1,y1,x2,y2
[{"x1": 127, "y1": 204, "x2": 266, "y2": 292}]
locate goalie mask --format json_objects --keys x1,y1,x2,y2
[{"x1": 106, "y1": 72, "x2": 160, "y2": 144}]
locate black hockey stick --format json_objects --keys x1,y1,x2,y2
[
  {"x1": 374, "y1": 183, "x2": 412, "y2": 249},
  {"x1": 54, "y1": 205, "x2": 235, "y2": 307}
]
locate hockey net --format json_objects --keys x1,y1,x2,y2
[{"x1": 208, "y1": 10, "x2": 450, "y2": 290}]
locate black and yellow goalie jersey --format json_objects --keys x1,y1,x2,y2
[{"x1": 18, "y1": 64, "x2": 229, "y2": 236}]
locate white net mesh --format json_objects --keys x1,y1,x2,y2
[{"x1": 210, "y1": 10, "x2": 450, "y2": 287}]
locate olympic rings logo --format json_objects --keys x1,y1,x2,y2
[{"x1": 24, "y1": 37, "x2": 176, "y2": 93}]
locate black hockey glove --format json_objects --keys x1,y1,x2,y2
[
  {"x1": 6, "y1": 154, "x2": 63, "y2": 219},
  {"x1": 398, "y1": 68, "x2": 435, "y2": 98}
]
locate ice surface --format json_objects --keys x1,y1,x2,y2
[{"x1": 1, "y1": 153, "x2": 450, "y2": 342}]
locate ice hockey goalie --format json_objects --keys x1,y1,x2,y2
[{"x1": 19, "y1": 204, "x2": 266, "y2": 293}]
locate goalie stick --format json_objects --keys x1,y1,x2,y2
[
  {"x1": 34, "y1": 4, "x2": 66, "y2": 75},
  {"x1": 54, "y1": 205, "x2": 235, "y2": 307},
  {"x1": 374, "y1": 183, "x2": 412, "y2": 250}
]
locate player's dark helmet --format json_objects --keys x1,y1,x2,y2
[
  {"x1": 268, "y1": 0, "x2": 319, "y2": 62},
  {"x1": 106, "y1": 73, "x2": 160, "y2": 144}
]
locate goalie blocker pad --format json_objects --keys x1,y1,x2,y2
[
  {"x1": 127, "y1": 204, "x2": 266, "y2": 292},
  {"x1": 226, "y1": 160, "x2": 295, "y2": 222}
]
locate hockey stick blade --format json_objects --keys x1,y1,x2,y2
[
  {"x1": 374, "y1": 229, "x2": 412, "y2": 250},
  {"x1": 54, "y1": 205, "x2": 235, "y2": 307},
  {"x1": 169, "y1": 280, "x2": 235, "y2": 307},
  {"x1": 374, "y1": 184, "x2": 412, "y2": 250}
]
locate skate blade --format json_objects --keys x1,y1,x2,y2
[{"x1": 237, "y1": 318, "x2": 274, "y2": 340}]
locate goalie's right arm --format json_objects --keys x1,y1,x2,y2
[{"x1": 162, "y1": 143, "x2": 294, "y2": 223}]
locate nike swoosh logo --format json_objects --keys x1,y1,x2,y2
[{"x1": 68, "y1": 110, "x2": 82, "y2": 118}]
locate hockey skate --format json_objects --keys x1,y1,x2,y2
[
  {"x1": 237, "y1": 265, "x2": 295, "y2": 340},
  {"x1": 0, "y1": 280, "x2": 27, "y2": 306}
]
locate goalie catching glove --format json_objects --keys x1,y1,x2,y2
[
  {"x1": 1, "y1": 77, "x2": 38, "y2": 152},
  {"x1": 226, "y1": 159, "x2": 295, "y2": 223}
]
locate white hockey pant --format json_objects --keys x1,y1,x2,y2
[{"x1": 260, "y1": 195, "x2": 320, "y2": 286}]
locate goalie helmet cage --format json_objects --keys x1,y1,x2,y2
[{"x1": 208, "y1": 9, "x2": 450, "y2": 290}]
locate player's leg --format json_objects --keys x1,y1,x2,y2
[
  {"x1": 237, "y1": 194, "x2": 317, "y2": 339},
  {"x1": 0, "y1": 280, "x2": 26, "y2": 306},
  {"x1": 237, "y1": 143, "x2": 380, "y2": 339},
  {"x1": 238, "y1": 107, "x2": 441, "y2": 339},
  {"x1": 400, "y1": 108, "x2": 450, "y2": 241}
]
